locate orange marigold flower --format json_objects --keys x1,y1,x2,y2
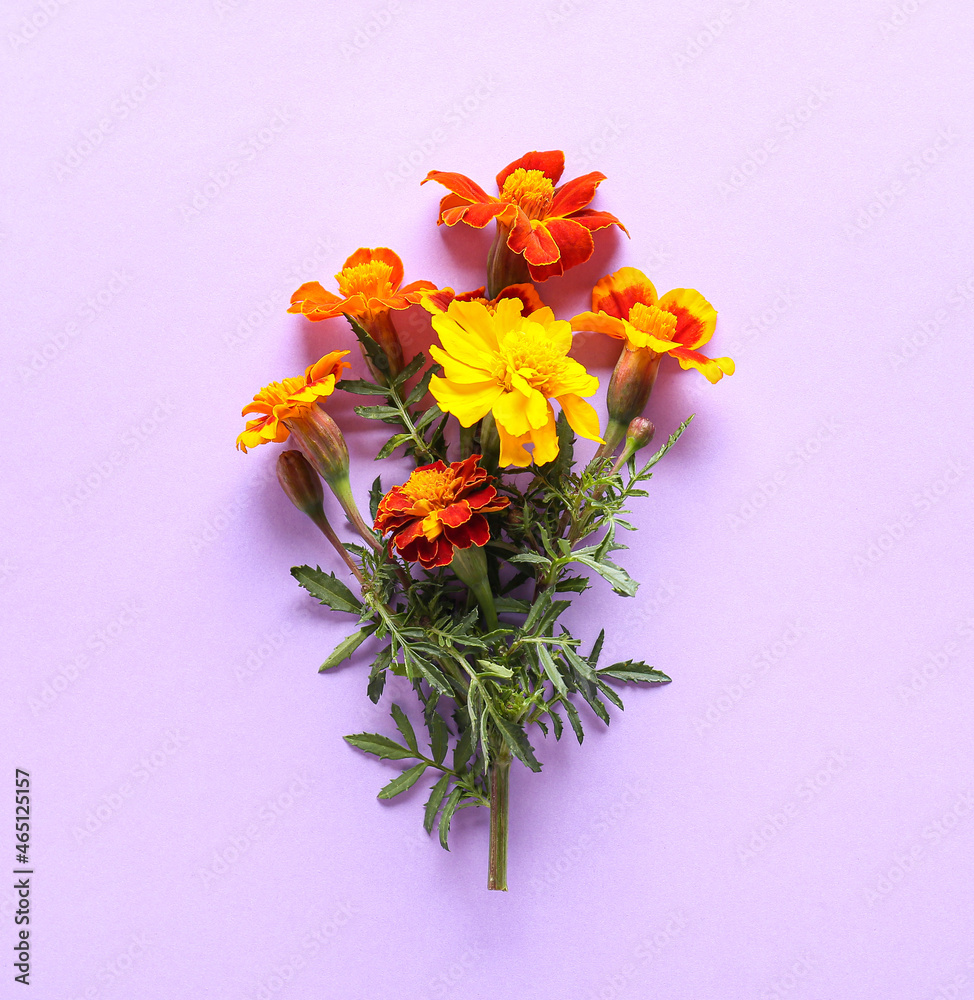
[
  {"x1": 236, "y1": 350, "x2": 350, "y2": 452},
  {"x1": 288, "y1": 247, "x2": 435, "y2": 321},
  {"x1": 288, "y1": 247, "x2": 437, "y2": 377},
  {"x1": 422, "y1": 150, "x2": 628, "y2": 284},
  {"x1": 374, "y1": 455, "x2": 510, "y2": 570},
  {"x1": 571, "y1": 267, "x2": 735, "y2": 384}
]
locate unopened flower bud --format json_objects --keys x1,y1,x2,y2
[
  {"x1": 625, "y1": 417, "x2": 655, "y2": 452},
  {"x1": 276, "y1": 450, "x2": 324, "y2": 516},
  {"x1": 285, "y1": 406, "x2": 349, "y2": 486},
  {"x1": 600, "y1": 347, "x2": 662, "y2": 454}
]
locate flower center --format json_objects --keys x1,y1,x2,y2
[
  {"x1": 628, "y1": 302, "x2": 678, "y2": 340},
  {"x1": 402, "y1": 468, "x2": 457, "y2": 509},
  {"x1": 336, "y1": 261, "x2": 396, "y2": 298},
  {"x1": 500, "y1": 168, "x2": 555, "y2": 219},
  {"x1": 494, "y1": 323, "x2": 566, "y2": 393}
]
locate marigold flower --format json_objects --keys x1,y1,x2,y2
[
  {"x1": 420, "y1": 282, "x2": 545, "y2": 316},
  {"x1": 235, "y1": 351, "x2": 351, "y2": 452},
  {"x1": 423, "y1": 150, "x2": 628, "y2": 288},
  {"x1": 571, "y1": 267, "x2": 735, "y2": 384},
  {"x1": 288, "y1": 247, "x2": 436, "y2": 376},
  {"x1": 427, "y1": 298, "x2": 603, "y2": 468},
  {"x1": 374, "y1": 456, "x2": 510, "y2": 570}
]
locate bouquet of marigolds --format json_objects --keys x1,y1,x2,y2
[{"x1": 236, "y1": 150, "x2": 733, "y2": 890}]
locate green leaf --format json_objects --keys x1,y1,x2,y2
[
  {"x1": 453, "y1": 726, "x2": 473, "y2": 773},
  {"x1": 346, "y1": 313, "x2": 390, "y2": 374},
  {"x1": 319, "y1": 626, "x2": 375, "y2": 672},
  {"x1": 537, "y1": 643, "x2": 569, "y2": 699},
  {"x1": 344, "y1": 732, "x2": 415, "y2": 760},
  {"x1": 561, "y1": 642, "x2": 599, "y2": 684},
  {"x1": 639, "y1": 415, "x2": 693, "y2": 473},
  {"x1": 596, "y1": 676, "x2": 625, "y2": 710},
  {"x1": 563, "y1": 698, "x2": 585, "y2": 744},
  {"x1": 423, "y1": 774, "x2": 452, "y2": 833},
  {"x1": 354, "y1": 404, "x2": 403, "y2": 424},
  {"x1": 390, "y1": 703, "x2": 418, "y2": 751},
  {"x1": 489, "y1": 712, "x2": 542, "y2": 772},
  {"x1": 554, "y1": 575, "x2": 590, "y2": 593},
  {"x1": 404, "y1": 364, "x2": 436, "y2": 407},
  {"x1": 414, "y1": 404, "x2": 442, "y2": 433},
  {"x1": 338, "y1": 378, "x2": 389, "y2": 396},
  {"x1": 403, "y1": 650, "x2": 452, "y2": 695},
  {"x1": 394, "y1": 353, "x2": 426, "y2": 386},
  {"x1": 429, "y1": 711, "x2": 450, "y2": 765},
  {"x1": 569, "y1": 553, "x2": 639, "y2": 597},
  {"x1": 547, "y1": 706, "x2": 564, "y2": 740},
  {"x1": 378, "y1": 762, "x2": 427, "y2": 799},
  {"x1": 291, "y1": 565, "x2": 363, "y2": 615},
  {"x1": 588, "y1": 629, "x2": 606, "y2": 668},
  {"x1": 375, "y1": 433, "x2": 412, "y2": 460},
  {"x1": 576, "y1": 679, "x2": 611, "y2": 725},
  {"x1": 369, "y1": 476, "x2": 383, "y2": 521},
  {"x1": 495, "y1": 597, "x2": 531, "y2": 614},
  {"x1": 438, "y1": 787, "x2": 464, "y2": 850},
  {"x1": 509, "y1": 552, "x2": 551, "y2": 567},
  {"x1": 600, "y1": 661, "x2": 672, "y2": 684}
]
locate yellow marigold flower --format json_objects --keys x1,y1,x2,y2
[
  {"x1": 428, "y1": 298, "x2": 602, "y2": 468},
  {"x1": 236, "y1": 351, "x2": 350, "y2": 452}
]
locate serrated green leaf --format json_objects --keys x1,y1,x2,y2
[
  {"x1": 563, "y1": 698, "x2": 584, "y2": 744},
  {"x1": 588, "y1": 629, "x2": 606, "y2": 668},
  {"x1": 429, "y1": 711, "x2": 449, "y2": 765},
  {"x1": 404, "y1": 364, "x2": 436, "y2": 407},
  {"x1": 394, "y1": 353, "x2": 426, "y2": 386},
  {"x1": 291, "y1": 565, "x2": 363, "y2": 614},
  {"x1": 319, "y1": 625, "x2": 375, "y2": 672},
  {"x1": 369, "y1": 476, "x2": 383, "y2": 521},
  {"x1": 354, "y1": 404, "x2": 403, "y2": 423},
  {"x1": 375, "y1": 433, "x2": 412, "y2": 460},
  {"x1": 495, "y1": 597, "x2": 531, "y2": 614},
  {"x1": 414, "y1": 404, "x2": 443, "y2": 432},
  {"x1": 537, "y1": 643, "x2": 569, "y2": 699},
  {"x1": 561, "y1": 642, "x2": 599, "y2": 684},
  {"x1": 600, "y1": 661, "x2": 672, "y2": 684},
  {"x1": 403, "y1": 651, "x2": 452, "y2": 695},
  {"x1": 438, "y1": 787, "x2": 464, "y2": 850},
  {"x1": 344, "y1": 732, "x2": 414, "y2": 760},
  {"x1": 576, "y1": 679, "x2": 611, "y2": 725},
  {"x1": 509, "y1": 552, "x2": 551, "y2": 567},
  {"x1": 346, "y1": 313, "x2": 390, "y2": 373},
  {"x1": 568, "y1": 554, "x2": 639, "y2": 597},
  {"x1": 596, "y1": 676, "x2": 625, "y2": 710},
  {"x1": 489, "y1": 712, "x2": 542, "y2": 772},
  {"x1": 338, "y1": 378, "x2": 389, "y2": 396},
  {"x1": 547, "y1": 706, "x2": 563, "y2": 740},
  {"x1": 377, "y1": 762, "x2": 427, "y2": 799},
  {"x1": 390, "y1": 703, "x2": 418, "y2": 751},
  {"x1": 423, "y1": 773, "x2": 451, "y2": 833},
  {"x1": 453, "y1": 726, "x2": 473, "y2": 773},
  {"x1": 554, "y1": 575, "x2": 590, "y2": 593}
]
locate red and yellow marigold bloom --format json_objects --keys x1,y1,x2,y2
[
  {"x1": 571, "y1": 267, "x2": 735, "y2": 384},
  {"x1": 374, "y1": 455, "x2": 510, "y2": 570},
  {"x1": 236, "y1": 351, "x2": 351, "y2": 453},
  {"x1": 422, "y1": 150, "x2": 628, "y2": 290},
  {"x1": 427, "y1": 298, "x2": 603, "y2": 468},
  {"x1": 288, "y1": 247, "x2": 436, "y2": 376},
  {"x1": 420, "y1": 282, "x2": 545, "y2": 317}
]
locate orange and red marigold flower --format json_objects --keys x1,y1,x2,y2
[
  {"x1": 374, "y1": 456, "x2": 510, "y2": 569},
  {"x1": 423, "y1": 150, "x2": 628, "y2": 282},
  {"x1": 571, "y1": 267, "x2": 735, "y2": 384},
  {"x1": 236, "y1": 350, "x2": 350, "y2": 452},
  {"x1": 288, "y1": 247, "x2": 435, "y2": 322}
]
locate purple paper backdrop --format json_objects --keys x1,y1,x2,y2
[{"x1": 4, "y1": 1, "x2": 974, "y2": 997}]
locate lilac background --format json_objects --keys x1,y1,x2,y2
[{"x1": 4, "y1": 1, "x2": 974, "y2": 997}]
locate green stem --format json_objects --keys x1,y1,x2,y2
[
  {"x1": 309, "y1": 511, "x2": 365, "y2": 586},
  {"x1": 487, "y1": 741, "x2": 511, "y2": 891},
  {"x1": 487, "y1": 225, "x2": 530, "y2": 300},
  {"x1": 451, "y1": 545, "x2": 499, "y2": 630},
  {"x1": 327, "y1": 473, "x2": 382, "y2": 551}
]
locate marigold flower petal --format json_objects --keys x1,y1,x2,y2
[
  {"x1": 591, "y1": 267, "x2": 658, "y2": 319},
  {"x1": 506, "y1": 216, "x2": 561, "y2": 266},
  {"x1": 549, "y1": 171, "x2": 607, "y2": 218},
  {"x1": 496, "y1": 150, "x2": 565, "y2": 190},
  {"x1": 668, "y1": 347, "x2": 736, "y2": 383},
  {"x1": 421, "y1": 170, "x2": 495, "y2": 205},
  {"x1": 656, "y1": 288, "x2": 718, "y2": 350},
  {"x1": 429, "y1": 376, "x2": 504, "y2": 427},
  {"x1": 523, "y1": 218, "x2": 595, "y2": 280},
  {"x1": 556, "y1": 393, "x2": 604, "y2": 443}
]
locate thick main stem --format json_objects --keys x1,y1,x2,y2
[
  {"x1": 487, "y1": 743, "x2": 511, "y2": 891},
  {"x1": 486, "y1": 225, "x2": 530, "y2": 300}
]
